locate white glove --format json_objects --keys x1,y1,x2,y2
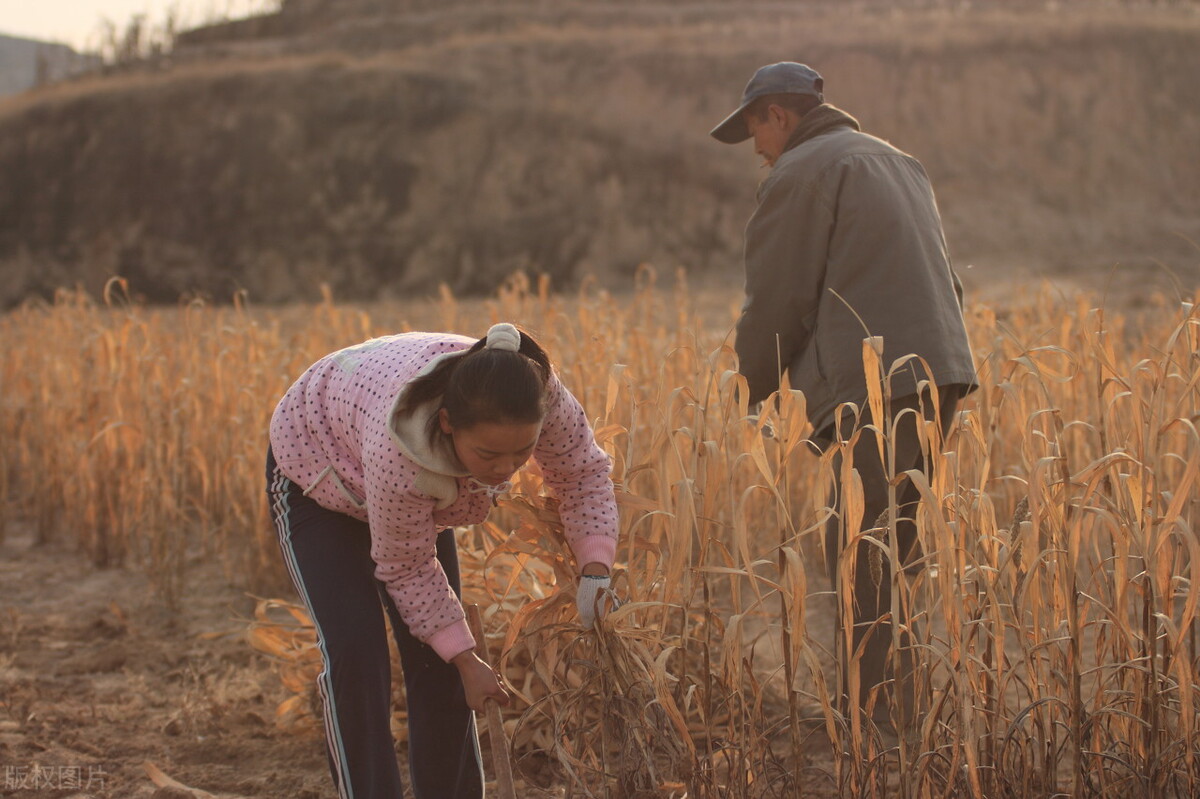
[
  {"x1": 747, "y1": 402, "x2": 775, "y2": 439},
  {"x1": 576, "y1": 575, "x2": 615, "y2": 629}
]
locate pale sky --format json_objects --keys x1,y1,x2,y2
[{"x1": 0, "y1": 0, "x2": 276, "y2": 52}]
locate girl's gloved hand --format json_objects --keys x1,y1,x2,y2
[{"x1": 576, "y1": 573, "x2": 617, "y2": 628}]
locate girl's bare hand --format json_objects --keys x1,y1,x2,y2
[{"x1": 451, "y1": 651, "x2": 511, "y2": 712}]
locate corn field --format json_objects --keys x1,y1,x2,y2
[{"x1": 2, "y1": 271, "x2": 1199, "y2": 798}]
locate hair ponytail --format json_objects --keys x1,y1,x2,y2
[{"x1": 394, "y1": 325, "x2": 554, "y2": 438}]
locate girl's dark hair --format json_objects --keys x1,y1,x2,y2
[{"x1": 396, "y1": 326, "x2": 553, "y2": 436}]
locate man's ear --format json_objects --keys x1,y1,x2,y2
[{"x1": 768, "y1": 103, "x2": 792, "y2": 128}]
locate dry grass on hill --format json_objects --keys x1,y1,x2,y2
[{"x1": 2, "y1": 3, "x2": 1198, "y2": 307}]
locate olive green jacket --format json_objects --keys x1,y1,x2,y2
[{"x1": 735, "y1": 105, "x2": 977, "y2": 432}]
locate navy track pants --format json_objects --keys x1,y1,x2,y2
[{"x1": 266, "y1": 447, "x2": 484, "y2": 799}]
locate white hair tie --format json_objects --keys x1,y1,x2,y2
[{"x1": 485, "y1": 323, "x2": 521, "y2": 352}]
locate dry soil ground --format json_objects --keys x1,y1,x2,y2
[{"x1": 0, "y1": 520, "x2": 335, "y2": 799}]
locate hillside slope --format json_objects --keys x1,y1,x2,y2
[{"x1": 1, "y1": 3, "x2": 1197, "y2": 305}]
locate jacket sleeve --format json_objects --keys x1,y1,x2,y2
[
  {"x1": 735, "y1": 162, "x2": 835, "y2": 405},
  {"x1": 532, "y1": 376, "x2": 619, "y2": 572},
  {"x1": 361, "y1": 445, "x2": 475, "y2": 663}
]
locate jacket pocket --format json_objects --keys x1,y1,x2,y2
[{"x1": 303, "y1": 465, "x2": 367, "y2": 511}]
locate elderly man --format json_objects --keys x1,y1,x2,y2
[{"x1": 712, "y1": 62, "x2": 977, "y2": 730}]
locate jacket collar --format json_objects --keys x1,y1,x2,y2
[{"x1": 782, "y1": 103, "x2": 861, "y2": 155}]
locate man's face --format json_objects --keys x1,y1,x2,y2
[{"x1": 745, "y1": 104, "x2": 793, "y2": 168}]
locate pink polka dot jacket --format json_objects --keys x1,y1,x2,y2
[{"x1": 269, "y1": 331, "x2": 619, "y2": 662}]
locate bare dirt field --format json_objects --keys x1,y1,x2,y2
[{"x1": 0, "y1": 521, "x2": 334, "y2": 799}]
